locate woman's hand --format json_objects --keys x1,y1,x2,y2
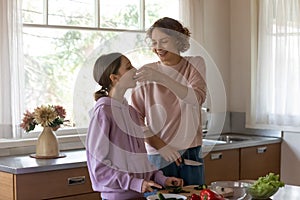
[
  {"x1": 141, "y1": 180, "x2": 162, "y2": 193},
  {"x1": 165, "y1": 177, "x2": 184, "y2": 188},
  {"x1": 144, "y1": 131, "x2": 182, "y2": 166},
  {"x1": 158, "y1": 145, "x2": 182, "y2": 165},
  {"x1": 134, "y1": 66, "x2": 166, "y2": 83}
]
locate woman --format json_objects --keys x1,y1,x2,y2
[
  {"x1": 86, "y1": 52, "x2": 183, "y2": 200},
  {"x1": 132, "y1": 17, "x2": 207, "y2": 185}
]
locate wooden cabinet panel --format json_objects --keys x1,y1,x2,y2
[
  {"x1": 240, "y1": 143, "x2": 281, "y2": 180},
  {"x1": 0, "y1": 172, "x2": 14, "y2": 200},
  {"x1": 14, "y1": 167, "x2": 100, "y2": 200},
  {"x1": 204, "y1": 149, "x2": 240, "y2": 184}
]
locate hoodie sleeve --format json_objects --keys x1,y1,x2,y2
[
  {"x1": 86, "y1": 107, "x2": 144, "y2": 193},
  {"x1": 152, "y1": 170, "x2": 168, "y2": 187}
]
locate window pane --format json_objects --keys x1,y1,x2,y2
[
  {"x1": 23, "y1": 27, "x2": 148, "y2": 128},
  {"x1": 48, "y1": 0, "x2": 96, "y2": 27},
  {"x1": 22, "y1": 0, "x2": 44, "y2": 24},
  {"x1": 145, "y1": 0, "x2": 179, "y2": 29},
  {"x1": 21, "y1": 0, "x2": 179, "y2": 137},
  {"x1": 23, "y1": 27, "x2": 103, "y2": 127},
  {"x1": 100, "y1": 0, "x2": 141, "y2": 29}
]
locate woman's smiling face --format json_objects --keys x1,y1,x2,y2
[{"x1": 150, "y1": 28, "x2": 180, "y2": 65}]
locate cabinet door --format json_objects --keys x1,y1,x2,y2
[
  {"x1": 0, "y1": 172, "x2": 14, "y2": 200},
  {"x1": 15, "y1": 167, "x2": 99, "y2": 200},
  {"x1": 240, "y1": 143, "x2": 281, "y2": 180},
  {"x1": 204, "y1": 149, "x2": 239, "y2": 184}
]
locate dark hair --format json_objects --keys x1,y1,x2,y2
[
  {"x1": 146, "y1": 17, "x2": 191, "y2": 52},
  {"x1": 93, "y1": 52, "x2": 123, "y2": 101}
]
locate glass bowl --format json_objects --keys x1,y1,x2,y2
[
  {"x1": 247, "y1": 186, "x2": 279, "y2": 199},
  {"x1": 210, "y1": 181, "x2": 252, "y2": 200}
]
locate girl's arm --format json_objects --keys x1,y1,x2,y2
[{"x1": 86, "y1": 112, "x2": 143, "y2": 192}]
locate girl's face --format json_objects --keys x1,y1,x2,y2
[
  {"x1": 115, "y1": 56, "x2": 137, "y2": 89},
  {"x1": 150, "y1": 28, "x2": 180, "y2": 65}
]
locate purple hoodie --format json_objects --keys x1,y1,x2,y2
[{"x1": 86, "y1": 97, "x2": 167, "y2": 200}]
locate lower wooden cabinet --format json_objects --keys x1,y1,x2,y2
[
  {"x1": 0, "y1": 167, "x2": 101, "y2": 200},
  {"x1": 204, "y1": 143, "x2": 281, "y2": 184},
  {"x1": 240, "y1": 143, "x2": 281, "y2": 180},
  {"x1": 0, "y1": 171, "x2": 14, "y2": 200},
  {"x1": 204, "y1": 149, "x2": 240, "y2": 184}
]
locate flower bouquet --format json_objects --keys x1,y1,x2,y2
[
  {"x1": 21, "y1": 105, "x2": 67, "y2": 159},
  {"x1": 21, "y1": 105, "x2": 66, "y2": 132}
]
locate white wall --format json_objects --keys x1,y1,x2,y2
[
  {"x1": 202, "y1": 0, "x2": 230, "y2": 110},
  {"x1": 229, "y1": 0, "x2": 251, "y2": 112}
]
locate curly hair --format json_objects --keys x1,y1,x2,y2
[{"x1": 146, "y1": 17, "x2": 191, "y2": 52}]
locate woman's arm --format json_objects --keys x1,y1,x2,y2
[
  {"x1": 144, "y1": 128, "x2": 182, "y2": 165},
  {"x1": 134, "y1": 57, "x2": 206, "y2": 105},
  {"x1": 134, "y1": 66, "x2": 188, "y2": 100}
]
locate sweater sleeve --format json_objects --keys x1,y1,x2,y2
[
  {"x1": 86, "y1": 108, "x2": 144, "y2": 193},
  {"x1": 182, "y1": 56, "x2": 207, "y2": 105}
]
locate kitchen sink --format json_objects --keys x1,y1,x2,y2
[
  {"x1": 203, "y1": 139, "x2": 227, "y2": 145},
  {"x1": 218, "y1": 135, "x2": 249, "y2": 143},
  {"x1": 203, "y1": 134, "x2": 250, "y2": 145}
]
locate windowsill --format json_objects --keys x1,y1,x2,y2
[{"x1": 0, "y1": 134, "x2": 86, "y2": 157}]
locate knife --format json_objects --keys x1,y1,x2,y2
[{"x1": 182, "y1": 158, "x2": 203, "y2": 166}]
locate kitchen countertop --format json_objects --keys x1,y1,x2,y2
[
  {"x1": 0, "y1": 149, "x2": 87, "y2": 174},
  {"x1": 0, "y1": 134, "x2": 282, "y2": 175},
  {"x1": 271, "y1": 184, "x2": 300, "y2": 199},
  {"x1": 202, "y1": 133, "x2": 282, "y2": 152}
]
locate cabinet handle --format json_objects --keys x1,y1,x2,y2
[
  {"x1": 68, "y1": 176, "x2": 86, "y2": 185},
  {"x1": 211, "y1": 152, "x2": 223, "y2": 160},
  {"x1": 257, "y1": 146, "x2": 267, "y2": 154}
]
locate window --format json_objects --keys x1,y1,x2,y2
[
  {"x1": 19, "y1": 0, "x2": 179, "y2": 138},
  {"x1": 250, "y1": 0, "x2": 300, "y2": 131}
]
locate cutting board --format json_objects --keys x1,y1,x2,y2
[{"x1": 159, "y1": 185, "x2": 202, "y2": 198}]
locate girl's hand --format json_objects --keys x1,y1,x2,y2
[
  {"x1": 165, "y1": 177, "x2": 184, "y2": 187},
  {"x1": 141, "y1": 180, "x2": 162, "y2": 193}
]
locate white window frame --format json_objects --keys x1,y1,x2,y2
[{"x1": 18, "y1": 0, "x2": 180, "y2": 139}]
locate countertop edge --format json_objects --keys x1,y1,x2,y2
[
  {"x1": 203, "y1": 136, "x2": 282, "y2": 152},
  {"x1": 203, "y1": 138, "x2": 282, "y2": 152}
]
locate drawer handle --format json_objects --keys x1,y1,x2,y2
[
  {"x1": 68, "y1": 176, "x2": 86, "y2": 185},
  {"x1": 257, "y1": 146, "x2": 267, "y2": 154},
  {"x1": 211, "y1": 152, "x2": 223, "y2": 160}
]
